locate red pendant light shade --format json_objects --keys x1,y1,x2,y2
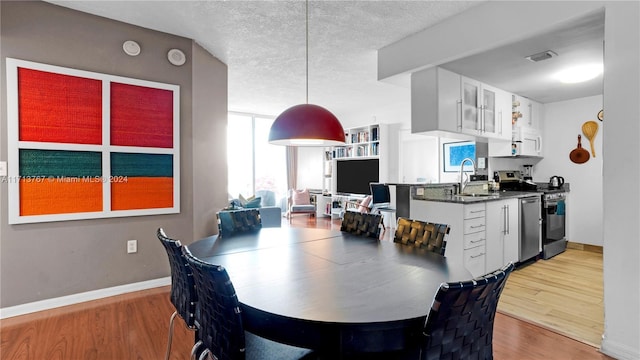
[{"x1": 269, "y1": 104, "x2": 345, "y2": 146}]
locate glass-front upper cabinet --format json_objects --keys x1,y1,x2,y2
[
  {"x1": 461, "y1": 77, "x2": 480, "y2": 133},
  {"x1": 482, "y1": 85, "x2": 497, "y2": 135},
  {"x1": 460, "y1": 78, "x2": 509, "y2": 140}
]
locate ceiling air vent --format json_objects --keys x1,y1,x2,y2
[{"x1": 525, "y1": 50, "x2": 558, "y2": 62}]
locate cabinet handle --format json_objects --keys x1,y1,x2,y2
[
  {"x1": 457, "y1": 100, "x2": 463, "y2": 131},
  {"x1": 470, "y1": 239, "x2": 485, "y2": 243},
  {"x1": 469, "y1": 210, "x2": 483, "y2": 214},
  {"x1": 528, "y1": 103, "x2": 533, "y2": 126},
  {"x1": 499, "y1": 110, "x2": 503, "y2": 135},
  {"x1": 502, "y1": 205, "x2": 507, "y2": 235},
  {"x1": 469, "y1": 224, "x2": 484, "y2": 229},
  {"x1": 504, "y1": 205, "x2": 510, "y2": 234},
  {"x1": 470, "y1": 253, "x2": 485, "y2": 259}
]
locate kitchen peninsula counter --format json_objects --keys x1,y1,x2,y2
[{"x1": 413, "y1": 190, "x2": 542, "y2": 203}]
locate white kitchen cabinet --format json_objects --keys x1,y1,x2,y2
[
  {"x1": 412, "y1": 67, "x2": 510, "y2": 140},
  {"x1": 462, "y1": 79, "x2": 511, "y2": 140},
  {"x1": 488, "y1": 94, "x2": 543, "y2": 157},
  {"x1": 485, "y1": 199, "x2": 519, "y2": 272},
  {"x1": 514, "y1": 95, "x2": 542, "y2": 131},
  {"x1": 411, "y1": 67, "x2": 461, "y2": 134},
  {"x1": 464, "y1": 245, "x2": 487, "y2": 278},
  {"x1": 410, "y1": 199, "x2": 486, "y2": 277}
]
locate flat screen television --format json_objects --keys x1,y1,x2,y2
[{"x1": 335, "y1": 158, "x2": 379, "y2": 195}]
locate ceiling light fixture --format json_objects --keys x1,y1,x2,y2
[
  {"x1": 122, "y1": 40, "x2": 141, "y2": 56},
  {"x1": 525, "y1": 50, "x2": 557, "y2": 62},
  {"x1": 554, "y1": 63, "x2": 603, "y2": 84},
  {"x1": 268, "y1": 0, "x2": 345, "y2": 146}
]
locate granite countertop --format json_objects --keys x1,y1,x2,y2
[{"x1": 414, "y1": 190, "x2": 542, "y2": 203}]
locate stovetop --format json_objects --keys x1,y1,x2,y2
[{"x1": 495, "y1": 170, "x2": 569, "y2": 194}]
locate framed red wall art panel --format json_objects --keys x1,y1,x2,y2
[{"x1": 6, "y1": 58, "x2": 180, "y2": 224}]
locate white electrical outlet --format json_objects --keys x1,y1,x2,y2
[{"x1": 127, "y1": 239, "x2": 137, "y2": 254}]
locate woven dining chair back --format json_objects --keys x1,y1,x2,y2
[
  {"x1": 183, "y1": 247, "x2": 245, "y2": 360},
  {"x1": 156, "y1": 228, "x2": 198, "y2": 360},
  {"x1": 394, "y1": 218, "x2": 450, "y2": 256},
  {"x1": 217, "y1": 209, "x2": 262, "y2": 238},
  {"x1": 340, "y1": 211, "x2": 383, "y2": 239},
  {"x1": 420, "y1": 262, "x2": 515, "y2": 360},
  {"x1": 182, "y1": 247, "x2": 315, "y2": 360}
]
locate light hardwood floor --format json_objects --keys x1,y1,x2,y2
[
  {"x1": 0, "y1": 216, "x2": 610, "y2": 359},
  {"x1": 498, "y1": 248, "x2": 604, "y2": 348}
]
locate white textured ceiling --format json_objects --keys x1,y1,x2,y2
[
  {"x1": 45, "y1": 0, "x2": 482, "y2": 124},
  {"x1": 46, "y1": 1, "x2": 603, "y2": 125}
]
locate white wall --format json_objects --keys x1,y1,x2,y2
[
  {"x1": 601, "y1": 3, "x2": 640, "y2": 358},
  {"x1": 296, "y1": 147, "x2": 323, "y2": 190},
  {"x1": 398, "y1": 128, "x2": 439, "y2": 183},
  {"x1": 537, "y1": 95, "x2": 603, "y2": 246}
]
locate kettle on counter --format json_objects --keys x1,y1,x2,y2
[{"x1": 549, "y1": 176, "x2": 565, "y2": 188}]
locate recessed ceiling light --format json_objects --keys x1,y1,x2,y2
[
  {"x1": 167, "y1": 49, "x2": 186, "y2": 66},
  {"x1": 122, "y1": 40, "x2": 141, "y2": 56},
  {"x1": 554, "y1": 64, "x2": 603, "y2": 83}
]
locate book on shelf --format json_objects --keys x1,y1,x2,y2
[{"x1": 371, "y1": 127, "x2": 379, "y2": 141}]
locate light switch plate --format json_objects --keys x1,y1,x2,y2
[
  {"x1": 0, "y1": 161, "x2": 7, "y2": 176},
  {"x1": 477, "y1": 157, "x2": 486, "y2": 169}
]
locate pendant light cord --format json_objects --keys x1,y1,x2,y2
[{"x1": 305, "y1": 0, "x2": 309, "y2": 104}]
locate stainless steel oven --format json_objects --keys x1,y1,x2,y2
[{"x1": 542, "y1": 192, "x2": 567, "y2": 259}]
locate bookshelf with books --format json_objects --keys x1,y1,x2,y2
[{"x1": 332, "y1": 124, "x2": 383, "y2": 160}]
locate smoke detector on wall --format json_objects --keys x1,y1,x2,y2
[{"x1": 525, "y1": 50, "x2": 557, "y2": 62}]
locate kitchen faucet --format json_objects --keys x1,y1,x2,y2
[{"x1": 458, "y1": 157, "x2": 476, "y2": 194}]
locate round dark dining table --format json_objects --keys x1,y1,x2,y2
[{"x1": 186, "y1": 227, "x2": 471, "y2": 356}]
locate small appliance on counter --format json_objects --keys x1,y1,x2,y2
[
  {"x1": 549, "y1": 175, "x2": 565, "y2": 189},
  {"x1": 494, "y1": 170, "x2": 538, "y2": 191}
]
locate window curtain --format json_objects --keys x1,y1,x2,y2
[{"x1": 286, "y1": 146, "x2": 297, "y2": 191}]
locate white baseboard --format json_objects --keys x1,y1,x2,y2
[
  {"x1": 0, "y1": 277, "x2": 171, "y2": 319},
  {"x1": 601, "y1": 338, "x2": 640, "y2": 360}
]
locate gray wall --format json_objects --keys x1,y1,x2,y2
[{"x1": 0, "y1": 1, "x2": 228, "y2": 307}]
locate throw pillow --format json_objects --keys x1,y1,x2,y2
[
  {"x1": 292, "y1": 189, "x2": 311, "y2": 205},
  {"x1": 244, "y1": 197, "x2": 262, "y2": 208},
  {"x1": 358, "y1": 195, "x2": 372, "y2": 213},
  {"x1": 238, "y1": 193, "x2": 248, "y2": 207}
]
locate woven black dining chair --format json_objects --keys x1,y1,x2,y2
[
  {"x1": 340, "y1": 212, "x2": 383, "y2": 239},
  {"x1": 157, "y1": 228, "x2": 198, "y2": 360},
  {"x1": 216, "y1": 208, "x2": 262, "y2": 238},
  {"x1": 394, "y1": 217, "x2": 450, "y2": 256},
  {"x1": 419, "y1": 262, "x2": 515, "y2": 360},
  {"x1": 182, "y1": 246, "x2": 315, "y2": 360}
]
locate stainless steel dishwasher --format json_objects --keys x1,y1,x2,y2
[{"x1": 520, "y1": 196, "x2": 542, "y2": 262}]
